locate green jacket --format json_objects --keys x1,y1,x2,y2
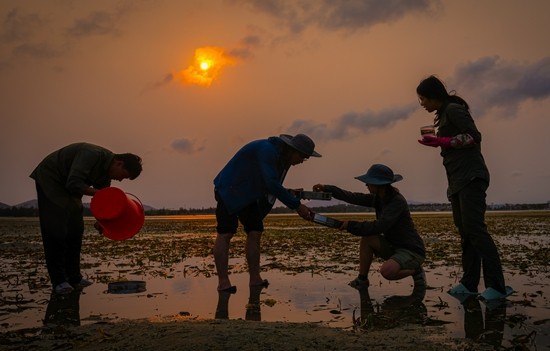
[
  {"x1": 437, "y1": 102, "x2": 490, "y2": 198},
  {"x1": 30, "y1": 143, "x2": 114, "y2": 209}
]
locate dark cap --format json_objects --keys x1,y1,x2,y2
[{"x1": 279, "y1": 134, "x2": 321, "y2": 157}]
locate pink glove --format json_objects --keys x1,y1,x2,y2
[{"x1": 418, "y1": 135, "x2": 452, "y2": 148}]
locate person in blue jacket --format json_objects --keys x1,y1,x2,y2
[{"x1": 213, "y1": 134, "x2": 321, "y2": 293}]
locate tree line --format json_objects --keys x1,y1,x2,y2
[{"x1": 1, "y1": 202, "x2": 548, "y2": 217}]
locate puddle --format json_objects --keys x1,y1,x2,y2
[{"x1": 0, "y1": 213, "x2": 549, "y2": 350}]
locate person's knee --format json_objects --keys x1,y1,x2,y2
[
  {"x1": 380, "y1": 260, "x2": 401, "y2": 280},
  {"x1": 380, "y1": 267, "x2": 397, "y2": 280},
  {"x1": 246, "y1": 230, "x2": 262, "y2": 240},
  {"x1": 216, "y1": 233, "x2": 234, "y2": 245}
]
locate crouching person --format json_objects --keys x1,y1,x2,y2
[{"x1": 313, "y1": 164, "x2": 426, "y2": 291}]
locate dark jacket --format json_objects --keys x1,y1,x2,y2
[
  {"x1": 323, "y1": 185, "x2": 425, "y2": 257},
  {"x1": 437, "y1": 102, "x2": 490, "y2": 197},
  {"x1": 30, "y1": 143, "x2": 114, "y2": 209}
]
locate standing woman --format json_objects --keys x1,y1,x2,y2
[{"x1": 416, "y1": 75, "x2": 512, "y2": 301}]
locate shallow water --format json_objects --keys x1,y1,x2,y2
[{"x1": 0, "y1": 213, "x2": 549, "y2": 350}]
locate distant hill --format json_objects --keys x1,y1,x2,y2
[
  {"x1": 15, "y1": 199, "x2": 38, "y2": 208},
  {"x1": 0, "y1": 202, "x2": 10, "y2": 209}
]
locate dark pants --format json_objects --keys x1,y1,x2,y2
[
  {"x1": 36, "y1": 184, "x2": 84, "y2": 287},
  {"x1": 450, "y1": 178, "x2": 506, "y2": 294}
]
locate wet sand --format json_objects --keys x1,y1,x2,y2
[{"x1": 0, "y1": 212, "x2": 548, "y2": 350}]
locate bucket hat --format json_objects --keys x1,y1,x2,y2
[
  {"x1": 280, "y1": 134, "x2": 321, "y2": 157},
  {"x1": 355, "y1": 164, "x2": 403, "y2": 185}
]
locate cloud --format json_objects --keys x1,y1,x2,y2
[
  {"x1": 66, "y1": 10, "x2": 122, "y2": 37},
  {"x1": 287, "y1": 55, "x2": 550, "y2": 145},
  {"x1": 449, "y1": 56, "x2": 550, "y2": 118},
  {"x1": 171, "y1": 138, "x2": 205, "y2": 155},
  {"x1": 0, "y1": 2, "x2": 148, "y2": 67},
  {"x1": 140, "y1": 73, "x2": 173, "y2": 94},
  {"x1": 228, "y1": 34, "x2": 262, "y2": 60},
  {"x1": 287, "y1": 103, "x2": 417, "y2": 142},
  {"x1": 0, "y1": 8, "x2": 66, "y2": 64},
  {"x1": 66, "y1": 1, "x2": 144, "y2": 38},
  {"x1": 235, "y1": 0, "x2": 439, "y2": 34},
  {"x1": 0, "y1": 8, "x2": 43, "y2": 43}
]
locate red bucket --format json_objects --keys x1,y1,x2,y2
[{"x1": 90, "y1": 187, "x2": 145, "y2": 241}]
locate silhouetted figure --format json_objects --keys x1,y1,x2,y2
[
  {"x1": 245, "y1": 285, "x2": 263, "y2": 321},
  {"x1": 31, "y1": 142, "x2": 142, "y2": 294},
  {"x1": 215, "y1": 290, "x2": 232, "y2": 319},
  {"x1": 356, "y1": 284, "x2": 427, "y2": 330},
  {"x1": 43, "y1": 289, "x2": 82, "y2": 333},
  {"x1": 213, "y1": 134, "x2": 320, "y2": 292},
  {"x1": 462, "y1": 295, "x2": 506, "y2": 348},
  {"x1": 214, "y1": 284, "x2": 266, "y2": 321}
]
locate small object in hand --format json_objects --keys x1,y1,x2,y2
[
  {"x1": 420, "y1": 125, "x2": 435, "y2": 138},
  {"x1": 312, "y1": 213, "x2": 343, "y2": 228},
  {"x1": 297, "y1": 191, "x2": 332, "y2": 200}
]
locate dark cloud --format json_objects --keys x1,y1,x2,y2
[
  {"x1": 141, "y1": 73, "x2": 173, "y2": 94},
  {"x1": 0, "y1": 2, "x2": 149, "y2": 67},
  {"x1": 449, "y1": 56, "x2": 550, "y2": 117},
  {"x1": 318, "y1": 0, "x2": 435, "y2": 31},
  {"x1": 66, "y1": 1, "x2": 146, "y2": 38},
  {"x1": 0, "y1": 8, "x2": 65, "y2": 63},
  {"x1": 236, "y1": 0, "x2": 438, "y2": 34},
  {"x1": 171, "y1": 138, "x2": 205, "y2": 155},
  {"x1": 66, "y1": 11, "x2": 121, "y2": 37},
  {"x1": 12, "y1": 42, "x2": 66, "y2": 60},
  {"x1": 0, "y1": 8, "x2": 44, "y2": 43},
  {"x1": 287, "y1": 55, "x2": 550, "y2": 144},
  {"x1": 228, "y1": 34, "x2": 262, "y2": 60},
  {"x1": 287, "y1": 103, "x2": 417, "y2": 142}
]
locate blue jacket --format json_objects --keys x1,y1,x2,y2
[{"x1": 214, "y1": 136, "x2": 301, "y2": 216}]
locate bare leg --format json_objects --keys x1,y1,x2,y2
[
  {"x1": 214, "y1": 233, "x2": 234, "y2": 290},
  {"x1": 359, "y1": 236, "x2": 379, "y2": 276},
  {"x1": 380, "y1": 259, "x2": 415, "y2": 280},
  {"x1": 245, "y1": 230, "x2": 264, "y2": 286}
]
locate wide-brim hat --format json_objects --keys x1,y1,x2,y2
[
  {"x1": 280, "y1": 134, "x2": 321, "y2": 158},
  {"x1": 355, "y1": 164, "x2": 403, "y2": 185}
]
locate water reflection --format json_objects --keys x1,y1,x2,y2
[
  {"x1": 462, "y1": 295, "x2": 506, "y2": 348},
  {"x1": 356, "y1": 285, "x2": 427, "y2": 330},
  {"x1": 215, "y1": 285, "x2": 264, "y2": 321},
  {"x1": 43, "y1": 289, "x2": 82, "y2": 333}
]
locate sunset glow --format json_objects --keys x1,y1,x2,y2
[{"x1": 177, "y1": 47, "x2": 235, "y2": 87}]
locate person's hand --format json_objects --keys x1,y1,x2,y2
[
  {"x1": 94, "y1": 221, "x2": 103, "y2": 234},
  {"x1": 288, "y1": 188, "x2": 303, "y2": 197},
  {"x1": 312, "y1": 184, "x2": 324, "y2": 192},
  {"x1": 418, "y1": 135, "x2": 452, "y2": 148},
  {"x1": 339, "y1": 221, "x2": 348, "y2": 231},
  {"x1": 296, "y1": 204, "x2": 313, "y2": 221}
]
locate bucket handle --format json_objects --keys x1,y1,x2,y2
[{"x1": 126, "y1": 192, "x2": 144, "y2": 210}]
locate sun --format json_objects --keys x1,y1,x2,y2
[{"x1": 176, "y1": 47, "x2": 236, "y2": 87}]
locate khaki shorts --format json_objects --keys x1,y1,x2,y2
[{"x1": 374, "y1": 235, "x2": 425, "y2": 270}]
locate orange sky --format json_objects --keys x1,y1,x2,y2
[{"x1": 1, "y1": 0, "x2": 549, "y2": 209}]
